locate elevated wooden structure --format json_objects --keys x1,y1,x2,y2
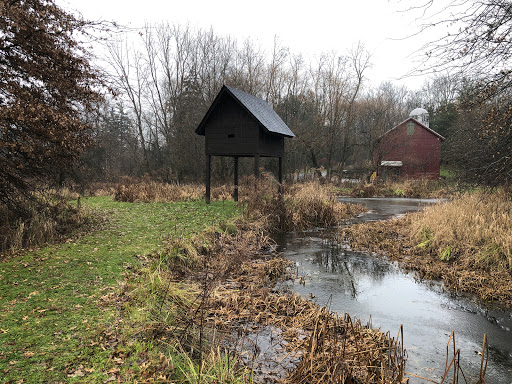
[{"x1": 196, "y1": 85, "x2": 294, "y2": 203}]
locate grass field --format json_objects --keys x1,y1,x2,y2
[{"x1": 0, "y1": 197, "x2": 240, "y2": 383}]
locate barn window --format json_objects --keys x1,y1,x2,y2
[
  {"x1": 407, "y1": 121, "x2": 415, "y2": 135},
  {"x1": 227, "y1": 134, "x2": 235, "y2": 138}
]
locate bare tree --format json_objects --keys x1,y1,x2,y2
[
  {"x1": 407, "y1": 0, "x2": 512, "y2": 185},
  {"x1": 336, "y1": 43, "x2": 372, "y2": 175},
  {"x1": 107, "y1": 39, "x2": 150, "y2": 172}
]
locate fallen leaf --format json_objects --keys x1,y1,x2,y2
[
  {"x1": 68, "y1": 365, "x2": 85, "y2": 377},
  {"x1": 23, "y1": 352, "x2": 35, "y2": 358}
]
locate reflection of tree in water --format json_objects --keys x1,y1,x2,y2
[{"x1": 313, "y1": 248, "x2": 392, "y2": 298}]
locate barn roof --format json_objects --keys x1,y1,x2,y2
[
  {"x1": 378, "y1": 117, "x2": 446, "y2": 141},
  {"x1": 195, "y1": 85, "x2": 295, "y2": 138}
]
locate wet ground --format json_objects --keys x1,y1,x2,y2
[{"x1": 276, "y1": 198, "x2": 512, "y2": 383}]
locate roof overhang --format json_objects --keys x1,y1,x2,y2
[
  {"x1": 377, "y1": 117, "x2": 446, "y2": 141},
  {"x1": 195, "y1": 85, "x2": 294, "y2": 138}
]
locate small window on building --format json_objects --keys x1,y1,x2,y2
[{"x1": 407, "y1": 121, "x2": 415, "y2": 135}]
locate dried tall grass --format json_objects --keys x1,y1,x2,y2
[
  {"x1": 113, "y1": 177, "x2": 233, "y2": 203},
  {"x1": 350, "y1": 178, "x2": 454, "y2": 198},
  {"x1": 243, "y1": 180, "x2": 366, "y2": 232},
  {"x1": 342, "y1": 190, "x2": 512, "y2": 306},
  {"x1": 0, "y1": 192, "x2": 92, "y2": 256},
  {"x1": 411, "y1": 191, "x2": 512, "y2": 272}
]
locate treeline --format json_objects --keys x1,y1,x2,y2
[
  {"x1": 78, "y1": 24, "x2": 428, "y2": 184},
  {"x1": 75, "y1": 23, "x2": 511, "y2": 187}
]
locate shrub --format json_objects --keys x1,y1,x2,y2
[
  {"x1": 0, "y1": 192, "x2": 91, "y2": 256},
  {"x1": 244, "y1": 180, "x2": 365, "y2": 232}
]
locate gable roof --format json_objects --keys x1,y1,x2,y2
[
  {"x1": 195, "y1": 85, "x2": 295, "y2": 138},
  {"x1": 377, "y1": 117, "x2": 446, "y2": 141}
]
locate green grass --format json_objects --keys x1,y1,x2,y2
[
  {"x1": 0, "y1": 196, "x2": 240, "y2": 383},
  {"x1": 440, "y1": 166, "x2": 457, "y2": 180}
]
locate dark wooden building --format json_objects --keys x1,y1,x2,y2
[
  {"x1": 196, "y1": 85, "x2": 294, "y2": 203},
  {"x1": 374, "y1": 117, "x2": 445, "y2": 180}
]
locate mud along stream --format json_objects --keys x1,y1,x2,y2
[{"x1": 275, "y1": 197, "x2": 512, "y2": 383}]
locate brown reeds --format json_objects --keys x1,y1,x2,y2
[
  {"x1": 114, "y1": 177, "x2": 206, "y2": 202},
  {"x1": 349, "y1": 178, "x2": 455, "y2": 199},
  {"x1": 145, "y1": 215, "x2": 406, "y2": 383},
  {"x1": 242, "y1": 179, "x2": 366, "y2": 232},
  {"x1": 0, "y1": 191, "x2": 92, "y2": 256},
  {"x1": 410, "y1": 191, "x2": 512, "y2": 272},
  {"x1": 113, "y1": 175, "x2": 238, "y2": 203},
  {"x1": 341, "y1": 190, "x2": 512, "y2": 307},
  {"x1": 403, "y1": 331, "x2": 489, "y2": 384}
]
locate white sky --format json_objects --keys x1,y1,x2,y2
[{"x1": 56, "y1": 0, "x2": 440, "y2": 91}]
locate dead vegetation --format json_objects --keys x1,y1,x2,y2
[
  {"x1": 0, "y1": 190, "x2": 93, "y2": 256},
  {"x1": 348, "y1": 178, "x2": 456, "y2": 199},
  {"x1": 243, "y1": 179, "x2": 366, "y2": 232},
  {"x1": 133, "y1": 220, "x2": 407, "y2": 383},
  {"x1": 111, "y1": 176, "x2": 366, "y2": 232},
  {"x1": 340, "y1": 191, "x2": 512, "y2": 307},
  {"x1": 113, "y1": 176, "x2": 230, "y2": 203}
]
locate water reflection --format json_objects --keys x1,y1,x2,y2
[
  {"x1": 310, "y1": 247, "x2": 394, "y2": 299},
  {"x1": 278, "y1": 198, "x2": 512, "y2": 384}
]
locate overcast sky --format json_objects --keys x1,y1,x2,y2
[{"x1": 56, "y1": 0, "x2": 441, "y2": 90}]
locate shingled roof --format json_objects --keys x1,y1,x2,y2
[{"x1": 195, "y1": 85, "x2": 295, "y2": 138}]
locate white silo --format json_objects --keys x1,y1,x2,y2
[{"x1": 409, "y1": 107, "x2": 429, "y2": 128}]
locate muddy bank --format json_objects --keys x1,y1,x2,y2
[{"x1": 340, "y1": 214, "x2": 512, "y2": 308}]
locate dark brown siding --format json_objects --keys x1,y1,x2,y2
[
  {"x1": 205, "y1": 96, "x2": 259, "y2": 155},
  {"x1": 259, "y1": 129, "x2": 284, "y2": 156},
  {"x1": 203, "y1": 94, "x2": 284, "y2": 157}
]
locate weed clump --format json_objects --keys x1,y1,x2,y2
[
  {"x1": 243, "y1": 179, "x2": 365, "y2": 232},
  {"x1": 0, "y1": 192, "x2": 91, "y2": 256}
]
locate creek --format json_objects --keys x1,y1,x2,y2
[{"x1": 276, "y1": 197, "x2": 512, "y2": 383}]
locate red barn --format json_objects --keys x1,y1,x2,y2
[{"x1": 374, "y1": 110, "x2": 445, "y2": 180}]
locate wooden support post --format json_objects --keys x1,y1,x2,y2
[
  {"x1": 278, "y1": 156, "x2": 283, "y2": 195},
  {"x1": 234, "y1": 156, "x2": 239, "y2": 202},
  {"x1": 254, "y1": 154, "x2": 260, "y2": 179},
  {"x1": 206, "y1": 155, "x2": 211, "y2": 204}
]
